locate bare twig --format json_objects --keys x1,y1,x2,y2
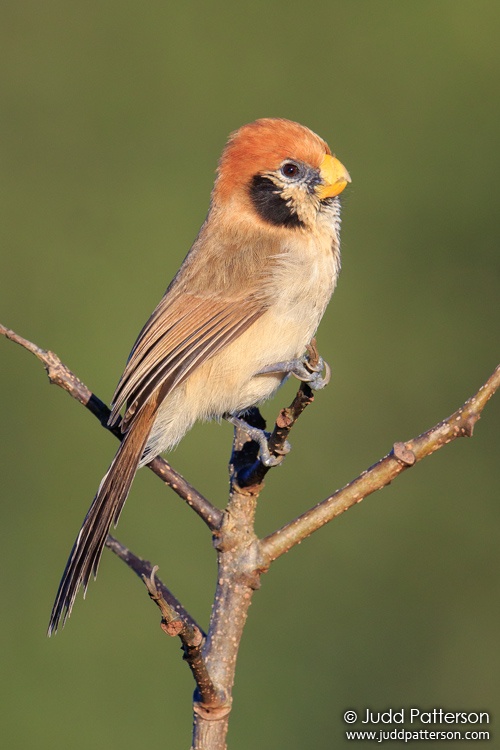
[
  {"x1": 105, "y1": 535, "x2": 204, "y2": 635},
  {"x1": 0, "y1": 324, "x2": 222, "y2": 530},
  {"x1": 230, "y1": 339, "x2": 321, "y2": 489},
  {"x1": 106, "y1": 536, "x2": 220, "y2": 708},
  {"x1": 141, "y1": 565, "x2": 220, "y2": 707},
  {"x1": 261, "y1": 364, "x2": 500, "y2": 563},
  {"x1": 267, "y1": 339, "x2": 320, "y2": 456}
]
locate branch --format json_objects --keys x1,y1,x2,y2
[
  {"x1": 143, "y1": 569, "x2": 220, "y2": 707},
  {"x1": 230, "y1": 340, "x2": 320, "y2": 489},
  {"x1": 261, "y1": 364, "x2": 500, "y2": 563},
  {"x1": 0, "y1": 324, "x2": 223, "y2": 530},
  {"x1": 267, "y1": 339, "x2": 321, "y2": 458},
  {"x1": 105, "y1": 536, "x2": 219, "y2": 706},
  {"x1": 105, "y1": 535, "x2": 204, "y2": 635}
]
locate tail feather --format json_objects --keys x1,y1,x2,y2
[{"x1": 48, "y1": 406, "x2": 155, "y2": 635}]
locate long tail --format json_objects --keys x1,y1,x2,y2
[{"x1": 48, "y1": 404, "x2": 155, "y2": 635}]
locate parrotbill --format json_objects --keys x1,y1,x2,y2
[{"x1": 48, "y1": 117, "x2": 350, "y2": 633}]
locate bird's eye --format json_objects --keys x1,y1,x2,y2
[{"x1": 281, "y1": 162, "x2": 300, "y2": 179}]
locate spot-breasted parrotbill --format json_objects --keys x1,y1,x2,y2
[{"x1": 48, "y1": 118, "x2": 350, "y2": 633}]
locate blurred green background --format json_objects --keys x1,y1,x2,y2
[{"x1": 1, "y1": 2, "x2": 499, "y2": 748}]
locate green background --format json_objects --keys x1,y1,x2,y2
[{"x1": 1, "y1": 2, "x2": 499, "y2": 748}]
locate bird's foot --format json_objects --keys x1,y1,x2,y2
[
  {"x1": 226, "y1": 415, "x2": 290, "y2": 467},
  {"x1": 256, "y1": 354, "x2": 331, "y2": 390}
]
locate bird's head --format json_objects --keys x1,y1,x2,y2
[{"x1": 213, "y1": 118, "x2": 350, "y2": 232}]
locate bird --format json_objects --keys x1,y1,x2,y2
[{"x1": 48, "y1": 117, "x2": 350, "y2": 634}]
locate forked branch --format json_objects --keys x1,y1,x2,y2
[{"x1": 2, "y1": 322, "x2": 498, "y2": 750}]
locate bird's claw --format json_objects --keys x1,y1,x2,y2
[
  {"x1": 258, "y1": 439, "x2": 287, "y2": 467},
  {"x1": 226, "y1": 415, "x2": 290, "y2": 467},
  {"x1": 257, "y1": 355, "x2": 331, "y2": 390},
  {"x1": 308, "y1": 356, "x2": 331, "y2": 389}
]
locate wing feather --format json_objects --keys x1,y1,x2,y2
[{"x1": 109, "y1": 292, "x2": 266, "y2": 430}]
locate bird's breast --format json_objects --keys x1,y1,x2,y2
[
  {"x1": 220, "y1": 232, "x2": 340, "y2": 397},
  {"x1": 264, "y1": 231, "x2": 340, "y2": 340}
]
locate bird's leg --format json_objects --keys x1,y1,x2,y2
[
  {"x1": 256, "y1": 353, "x2": 331, "y2": 390},
  {"x1": 225, "y1": 415, "x2": 290, "y2": 467}
]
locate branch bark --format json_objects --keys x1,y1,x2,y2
[{"x1": 192, "y1": 471, "x2": 264, "y2": 748}]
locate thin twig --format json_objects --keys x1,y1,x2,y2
[
  {"x1": 141, "y1": 565, "x2": 220, "y2": 707},
  {"x1": 261, "y1": 364, "x2": 500, "y2": 563},
  {"x1": 108, "y1": 536, "x2": 220, "y2": 707},
  {"x1": 0, "y1": 323, "x2": 223, "y2": 530},
  {"x1": 105, "y1": 535, "x2": 204, "y2": 635},
  {"x1": 231, "y1": 339, "x2": 321, "y2": 489},
  {"x1": 267, "y1": 339, "x2": 320, "y2": 457}
]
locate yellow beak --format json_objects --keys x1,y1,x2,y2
[{"x1": 316, "y1": 154, "x2": 351, "y2": 200}]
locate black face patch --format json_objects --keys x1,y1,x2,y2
[{"x1": 249, "y1": 175, "x2": 304, "y2": 228}]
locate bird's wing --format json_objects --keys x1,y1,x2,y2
[{"x1": 109, "y1": 290, "x2": 267, "y2": 431}]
